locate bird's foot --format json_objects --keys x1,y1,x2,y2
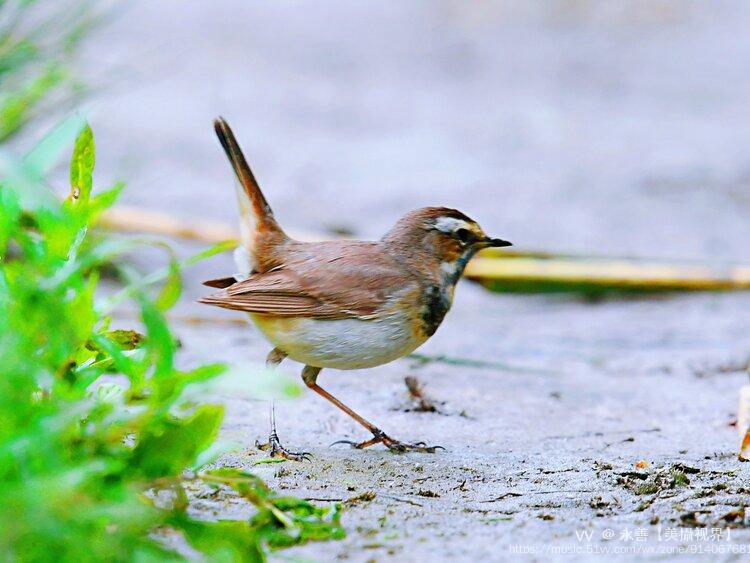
[
  {"x1": 256, "y1": 433, "x2": 312, "y2": 462},
  {"x1": 332, "y1": 428, "x2": 445, "y2": 454}
]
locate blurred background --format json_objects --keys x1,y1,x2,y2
[{"x1": 69, "y1": 0, "x2": 750, "y2": 261}]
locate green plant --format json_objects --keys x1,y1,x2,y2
[
  {"x1": 0, "y1": 0, "x2": 96, "y2": 142},
  {"x1": 0, "y1": 122, "x2": 343, "y2": 561}
]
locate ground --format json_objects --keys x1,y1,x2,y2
[
  {"x1": 153, "y1": 282, "x2": 750, "y2": 561},
  {"x1": 79, "y1": 1, "x2": 750, "y2": 560}
]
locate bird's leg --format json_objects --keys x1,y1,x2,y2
[
  {"x1": 301, "y1": 365, "x2": 444, "y2": 454},
  {"x1": 255, "y1": 348, "x2": 311, "y2": 461}
]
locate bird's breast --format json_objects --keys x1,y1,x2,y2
[{"x1": 249, "y1": 306, "x2": 428, "y2": 370}]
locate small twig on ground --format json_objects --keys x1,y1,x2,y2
[
  {"x1": 379, "y1": 494, "x2": 423, "y2": 507},
  {"x1": 344, "y1": 491, "x2": 376, "y2": 506},
  {"x1": 480, "y1": 492, "x2": 523, "y2": 503},
  {"x1": 480, "y1": 489, "x2": 599, "y2": 503},
  {"x1": 451, "y1": 479, "x2": 468, "y2": 491},
  {"x1": 407, "y1": 352, "x2": 552, "y2": 374},
  {"x1": 691, "y1": 357, "x2": 750, "y2": 378},
  {"x1": 543, "y1": 427, "x2": 661, "y2": 442},
  {"x1": 404, "y1": 376, "x2": 442, "y2": 413}
]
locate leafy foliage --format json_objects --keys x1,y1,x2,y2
[{"x1": 0, "y1": 122, "x2": 344, "y2": 561}]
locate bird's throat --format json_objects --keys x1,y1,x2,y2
[
  {"x1": 440, "y1": 249, "x2": 474, "y2": 286},
  {"x1": 420, "y1": 250, "x2": 475, "y2": 337}
]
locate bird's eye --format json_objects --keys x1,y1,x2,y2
[{"x1": 455, "y1": 228, "x2": 473, "y2": 245}]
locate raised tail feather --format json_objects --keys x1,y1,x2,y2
[{"x1": 213, "y1": 117, "x2": 285, "y2": 241}]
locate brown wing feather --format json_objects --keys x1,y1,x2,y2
[
  {"x1": 202, "y1": 276, "x2": 237, "y2": 289},
  {"x1": 200, "y1": 270, "x2": 347, "y2": 318},
  {"x1": 200, "y1": 292, "x2": 344, "y2": 318},
  {"x1": 199, "y1": 240, "x2": 418, "y2": 319}
]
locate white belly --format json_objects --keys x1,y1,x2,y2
[{"x1": 249, "y1": 312, "x2": 427, "y2": 370}]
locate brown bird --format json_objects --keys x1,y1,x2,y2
[{"x1": 201, "y1": 118, "x2": 512, "y2": 459}]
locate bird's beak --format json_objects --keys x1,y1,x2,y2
[{"x1": 483, "y1": 237, "x2": 513, "y2": 248}]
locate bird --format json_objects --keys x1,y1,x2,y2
[{"x1": 200, "y1": 118, "x2": 512, "y2": 460}]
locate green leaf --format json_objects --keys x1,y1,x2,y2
[
  {"x1": 140, "y1": 297, "x2": 175, "y2": 381},
  {"x1": 0, "y1": 39, "x2": 38, "y2": 79},
  {"x1": 253, "y1": 458, "x2": 287, "y2": 466},
  {"x1": 90, "y1": 332, "x2": 143, "y2": 388},
  {"x1": 172, "y1": 516, "x2": 265, "y2": 563},
  {"x1": 0, "y1": 64, "x2": 67, "y2": 141},
  {"x1": 131, "y1": 404, "x2": 224, "y2": 479},
  {"x1": 102, "y1": 329, "x2": 144, "y2": 350},
  {"x1": 68, "y1": 122, "x2": 94, "y2": 204},
  {"x1": 156, "y1": 257, "x2": 181, "y2": 311},
  {"x1": 87, "y1": 181, "x2": 124, "y2": 219},
  {"x1": 183, "y1": 239, "x2": 237, "y2": 267},
  {"x1": 0, "y1": 185, "x2": 22, "y2": 254}
]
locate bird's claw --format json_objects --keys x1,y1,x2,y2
[
  {"x1": 256, "y1": 436, "x2": 312, "y2": 462},
  {"x1": 331, "y1": 429, "x2": 444, "y2": 454},
  {"x1": 330, "y1": 439, "x2": 359, "y2": 448}
]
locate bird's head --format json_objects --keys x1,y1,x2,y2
[{"x1": 382, "y1": 207, "x2": 512, "y2": 283}]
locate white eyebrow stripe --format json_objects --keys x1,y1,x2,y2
[{"x1": 434, "y1": 216, "x2": 470, "y2": 233}]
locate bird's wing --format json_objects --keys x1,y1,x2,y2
[{"x1": 199, "y1": 243, "x2": 416, "y2": 319}]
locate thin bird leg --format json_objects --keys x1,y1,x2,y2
[
  {"x1": 255, "y1": 348, "x2": 311, "y2": 461},
  {"x1": 301, "y1": 365, "x2": 444, "y2": 454}
]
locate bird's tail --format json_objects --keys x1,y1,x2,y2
[{"x1": 213, "y1": 118, "x2": 286, "y2": 252}]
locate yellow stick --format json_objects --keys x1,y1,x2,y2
[
  {"x1": 464, "y1": 256, "x2": 750, "y2": 292},
  {"x1": 100, "y1": 206, "x2": 321, "y2": 244}
]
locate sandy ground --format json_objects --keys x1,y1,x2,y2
[
  {"x1": 158, "y1": 279, "x2": 750, "y2": 561},
  {"x1": 73, "y1": 1, "x2": 750, "y2": 560}
]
